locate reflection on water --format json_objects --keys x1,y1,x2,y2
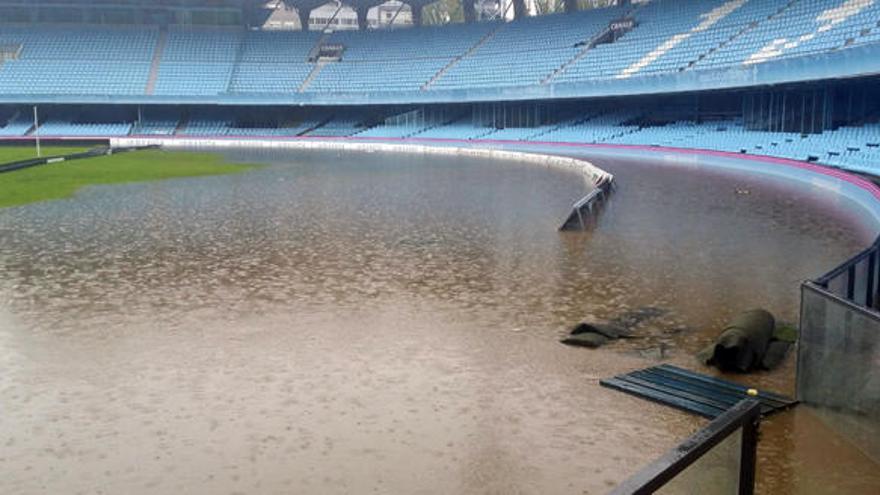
[{"x1": 0, "y1": 149, "x2": 877, "y2": 494}]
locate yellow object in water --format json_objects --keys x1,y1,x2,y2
[{"x1": 747, "y1": 388, "x2": 758, "y2": 396}]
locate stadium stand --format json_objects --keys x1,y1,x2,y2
[
  {"x1": 0, "y1": 1, "x2": 878, "y2": 175},
  {"x1": 0, "y1": 26, "x2": 156, "y2": 95},
  {"x1": 0, "y1": 1, "x2": 878, "y2": 97},
  {"x1": 353, "y1": 106, "x2": 880, "y2": 173},
  {"x1": 303, "y1": 118, "x2": 362, "y2": 136},
  {"x1": 0, "y1": 109, "x2": 31, "y2": 136},
  {"x1": 228, "y1": 30, "x2": 317, "y2": 94},
  {"x1": 154, "y1": 27, "x2": 242, "y2": 96},
  {"x1": 430, "y1": 9, "x2": 624, "y2": 89},
  {"x1": 131, "y1": 118, "x2": 179, "y2": 136},
  {"x1": 600, "y1": 118, "x2": 880, "y2": 175},
  {"x1": 695, "y1": 0, "x2": 880, "y2": 69},
  {"x1": 178, "y1": 118, "x2": 234, "y2": 136},
  {"x1": 36, "y1": 120, "x2": 132, "y2": 137},
  {"x1": 310, "y1": 23, "x2": 495, "y2": 92}
]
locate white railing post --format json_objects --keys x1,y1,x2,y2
[{"x1": 33, "y1": 105, "x2": 41, "y2": 158}]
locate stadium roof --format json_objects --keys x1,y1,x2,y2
[
  {"x1": 0, "y1": 0, "x2": 472, "y2": 28},
  {"x1": 6, "y1": 0, "x2": 440, "y2": 8}
]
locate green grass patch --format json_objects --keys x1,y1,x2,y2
[
  {"x1": 0, "y1": 145, "x2": 91, "y2": 163},
  {"x1": 773, "y1": 324, "x2": 799, "y2": 343},
  {"x1": 0, "y1": 149, "x2": 259, "y2": 209}
]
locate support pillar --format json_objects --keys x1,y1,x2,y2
[
  {"x1": 357, "y1": 5, "x2": 369, "y2": 30},
  {"x1": 564, "y1": 0, "x2": 578, "y2": 14},
  {"x1": 463, "y1": 0, "x2": 476, "y2": 23},
  {"x1": 298, "y1": 8, "x2": 311, "y2": 31},
  {"x1": 512, "y1": 0, "x2": 527, "y2": 20},
  {"x1": 411, "y1": 4, "x2": 423, "y2": 26}
]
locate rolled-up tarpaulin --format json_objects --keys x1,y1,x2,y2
[{"x1": 709, "y1": 309, "x2": 775, "y2": 372}]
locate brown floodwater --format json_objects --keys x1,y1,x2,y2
[{"x1": 0, "y1": 149, "x2": 878, "y2": 494}]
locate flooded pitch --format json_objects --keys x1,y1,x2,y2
[{"x1": 1, "y1": 149, "x2": 878, "y2": 494}]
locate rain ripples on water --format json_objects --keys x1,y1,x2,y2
[{"x1": 0, "y1": 149, "x2": 876, "y2": 494}]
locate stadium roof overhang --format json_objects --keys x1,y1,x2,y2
[
  {"x1": 0, "y1": 0, "x2": 443, "y2": 10},
  {"x1": 0, "y1": 0, "x2": 452, "y2": 27}
]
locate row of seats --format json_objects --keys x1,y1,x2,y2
[
  {"x1": 0, "y1": 113, "x2": 31, "y2": 136},
  {"x1": 304, "y1": 118, "x2": 363, "y2": 136},
  {"x1": 356, "y1": 110, "x2": 880, "y2": 173},
  {"x1": 432, "y1": 9, "x2": 622, "y2": 89},
  {"x1": 0, "y1": 26, "x2": 157, "y2": 95},
  {"x1": 605, "y1": 119, "x2": 880, "y2": 174},
  {"x1": 131, "y1": 119, "x2": 178, "y2": 135},
  {"x1": 35, "y1": 120, "x2": 132, "y2": 136},
  {"x1": 1, "y1": 0, "x2": 877, "y2": 96},
  {"x1": 2, "y1": 108, "x2": 878, "y2": 173},
  {"x1": 696, "y1": 0, "x2": 880, "y2": 68}
]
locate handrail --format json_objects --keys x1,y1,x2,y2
[
  {"x1": 809, "y1": 228, "x2": 880, "y2": 309},
  {"x1": 610, "y1": 399, "x2": 761, "y2": 495},
  {"x1": 814, "y1": 235, "x2": 880, "y2": 286},
  {"x1": 560, "y1": 175, "x2": 614, "y2": 231},
  {"x1": 802, "y1": 280, "x2": 880, "y2": 322}
]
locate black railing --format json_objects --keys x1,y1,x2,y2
[
  {"x1": 610, "y1": 399, "x2": 761, "y2": 495},
  {"x1": 799, "y1": 245, "x2": 880, "y2": 463},
  {"x1": 559, "y1": 176, "x2": 614, "y2": 231},
  {"x1": 813, "y1": 235, "x2": 880, "y2": 308},
  {"x1": 0, "y1": 144, "x2": 158, "y2": 175}
]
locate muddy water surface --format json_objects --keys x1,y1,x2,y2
[{"x1": 0, "y1": 149, "x2": 877, "y2": 494}]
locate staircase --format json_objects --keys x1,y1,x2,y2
[
  {"x1": 407, "y1": 113, "x2": 469, "y2": 138},
  {"x1": 226, "y1": 33, "x2": 248, "y2": 93},
  {"x1": 527, "y1": 111, "x2": 603, "y2": 140},
  {"x1": 173, "y1": 116, "x2": 188, "y2": 135},
  {"x1": 145, "y1": 29, "x2": 167, "y2": 95},
  {"x1": 618, "y1": 0, "x2": 749, "y2": 79},
  {"x1": 686, "y1": 0, "x2": 801, "y2": 70},
  {"x1": 298, "y1": 60, "x2": 327, "y2": 92},
  {"x1": 472, "y1": 127, "x2": 501, "y2": 139},
  {"x1": 543, "y1": 3, "x2": 643, "y2": 84},
  {"x1": 299, "y1": 116, "x2": 333, "y2": 136},
  {"x1": 421, "y1": 23, "x2": 504, "y2": 90},
  {"x1": 542, "y1": 28, "x2": 613, "y2": 85}
]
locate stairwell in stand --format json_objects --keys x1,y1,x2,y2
[
  {"x1": 299, "y1": 60, "x2": 328, "y2": 92},
  {"x1": 145, "y1": 29, "x2": 167, "y2": 96},
  {"x1": 173, "y1": 115, "x2": 189, "y2": 135},
  {"x1": 226, "y1": 32, "x2": 249, "y2": 93},
  {"x1": 542, "y1": 28, "x2": 613, "y2": 85},
  {"x1": 617, "y1": 0, "x2": 749, "y2": 79},
  {"x1": 686, "y1": 0, "x2": 802, "y2": 70},
  {"x1": 421, "y1": 24, "x2": 504, "y2": 90},
  {"x1": 543, "y1": 3, "x2": 643, "y2": 84}
]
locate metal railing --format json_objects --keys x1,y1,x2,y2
[
  {"x1": 813, "y1": 235, "x2": 880, "y2": 308},
  {"x1": 0, "y1": 144, "x2": 157, "y2": 174},
  {"x1": 559, "y1": 175, "x2": 614, "y2": 231},
  {"x1": 799, "y1": 236, "x2": 880, "y2": 463},
  {"x1": 610, "y1": 400, "x2": 761, "y2": 495}
]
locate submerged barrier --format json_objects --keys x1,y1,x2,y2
[
  {"x1": 111, "y1": 137, "x2": 615, "y2": 231},
  {"x1": 0, "y1": 144, "x2": 157, "y2": 174},
  {"x1": 0, "y1": 146, "x2": 110, "y2": 174},
  {"x1": 559, "y1": 174, "x2": 614, "y2": 231}
]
